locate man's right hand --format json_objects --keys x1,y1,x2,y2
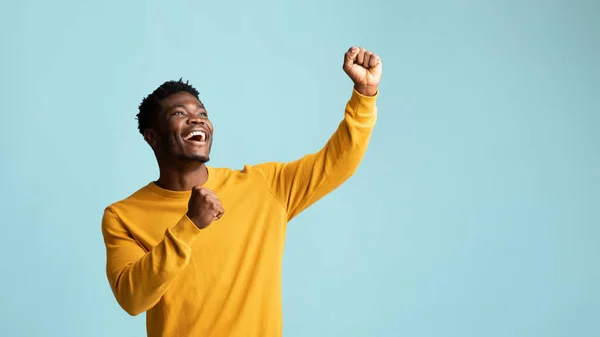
[{"x1": 186, "y1": 186, "x2": 224, "y2": 229}]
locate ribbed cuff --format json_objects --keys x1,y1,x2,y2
[
  {"x1": 348, "y1": 88, "x2": 378, "y2": 117},
  {"x1": 169, "y1": 215, "x2": 202, "y2": 246}
]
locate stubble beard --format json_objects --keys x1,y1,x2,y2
[
  {"x1": 178, "y1": 154, "x2": 210, "y2": 164},
  {"x1": 178, "y1": 140, "x2": 212, "y2": 164}
]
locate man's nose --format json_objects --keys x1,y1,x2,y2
[{"x1": 188, "y1": 115, "x2": 204, "y2": 125}]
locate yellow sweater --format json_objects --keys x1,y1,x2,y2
[{"x1": 101, "y1": 89, "x2": 378, "y2": 337}]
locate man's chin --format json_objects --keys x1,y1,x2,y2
[{"x1": 178, "y1": 154, "x2": 210, "y2": 164}]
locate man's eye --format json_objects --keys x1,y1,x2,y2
[
  {"x1": 173, "y1": 111, "x2": 184, "y2": 115},
  {"x1": 200, "y1": 112, "x2": 208, "y2": 117}
]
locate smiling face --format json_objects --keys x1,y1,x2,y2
[{"x1": 145, "y1": 91, "x2": 214, "y2": 164}]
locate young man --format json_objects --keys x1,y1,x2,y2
[{"x1": 101, "y1": 46, "x2": 382, "y2": 336}]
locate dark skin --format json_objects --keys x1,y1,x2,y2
[
  {"x1": 144, "y1": 92, "x2": 224, "y2": 229},
  {"x1": 143, "y1": 91, "x2": 214, "y2": 191}
]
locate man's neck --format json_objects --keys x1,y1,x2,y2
[{"x1": 155, "y1": 162, "x2": 209, "y2": 191}]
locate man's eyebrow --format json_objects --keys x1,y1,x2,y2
[{"x1": 171, "y1": 103, "x2": 206, "y2": 110}]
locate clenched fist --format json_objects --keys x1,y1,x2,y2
[
  {"x1": 343, "y1": 46, "x2": 383, "y2": 97},
  {"x1": 186, "y1": 186, "x2": 224, "y2": 230}
]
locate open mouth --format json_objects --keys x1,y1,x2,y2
[{"x1": 183, "y1": 130, "x2": 208, "y2": 143}]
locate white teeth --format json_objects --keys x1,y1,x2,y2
[{"x1": 184, "y1": 130, "x2": 206, "y2": 141}]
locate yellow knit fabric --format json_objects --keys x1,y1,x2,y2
[{"x1": 101, "y1": 89, "x2": 377, "y2": 336}]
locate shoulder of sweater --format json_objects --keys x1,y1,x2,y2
[
  {"x1": 103, "y1": 183, "x2": 154, "y2": 213},
  {"x1": 211, "y1": 164, "x2": 265, "y2": 176}
]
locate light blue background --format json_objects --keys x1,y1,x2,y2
[{"x1": 1, "y1": 0, "x2": 598, "y2": 336}]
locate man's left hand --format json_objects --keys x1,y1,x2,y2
[{"x1": 343, "y1": 46, "x2": 383, "y2": 97}]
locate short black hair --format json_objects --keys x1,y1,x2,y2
[{"x1": 137, "y1": 78, "x2": 200, "y2": 135}]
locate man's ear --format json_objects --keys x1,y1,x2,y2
[{"x1": 143, "y1": 129, "x2": 158, "y2": 148}]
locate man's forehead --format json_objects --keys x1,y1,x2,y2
[{"x1": 162, "y1": 92, "x2": 205, "y2": 110}]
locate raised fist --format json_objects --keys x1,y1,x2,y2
[
  {"x1": 186, "y1": 186, "x2": 224, "y2": 229},
  {"x1": 343, "y1": 46, "x2": 383, "y2": 97}
]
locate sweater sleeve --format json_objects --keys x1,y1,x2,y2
[
  {"x1": 254, "y1": 89, "x2": 378, "y2": 221},
  {"x1": 101, "y1": 208, "x2": 201, "y2": 316}
]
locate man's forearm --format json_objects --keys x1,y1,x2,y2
[{"x1": 104, "y1": 212, "x2": 201, "y2": 316}]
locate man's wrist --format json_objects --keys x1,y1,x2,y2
[{"x1": 353, "y1": 84, "x2": 378, "y2": 97}]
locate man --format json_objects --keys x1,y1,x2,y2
[{"x1": 101, "y1": 46, "x2": 382, "y2": 336}]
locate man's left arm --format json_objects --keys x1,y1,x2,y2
[{"x1": 253, "y1": 46, "x2": 382, "y2": 221}]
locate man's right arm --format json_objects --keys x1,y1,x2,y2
[{"x1": 101, "y1": 207, "x2": 201, "y2": 316}]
